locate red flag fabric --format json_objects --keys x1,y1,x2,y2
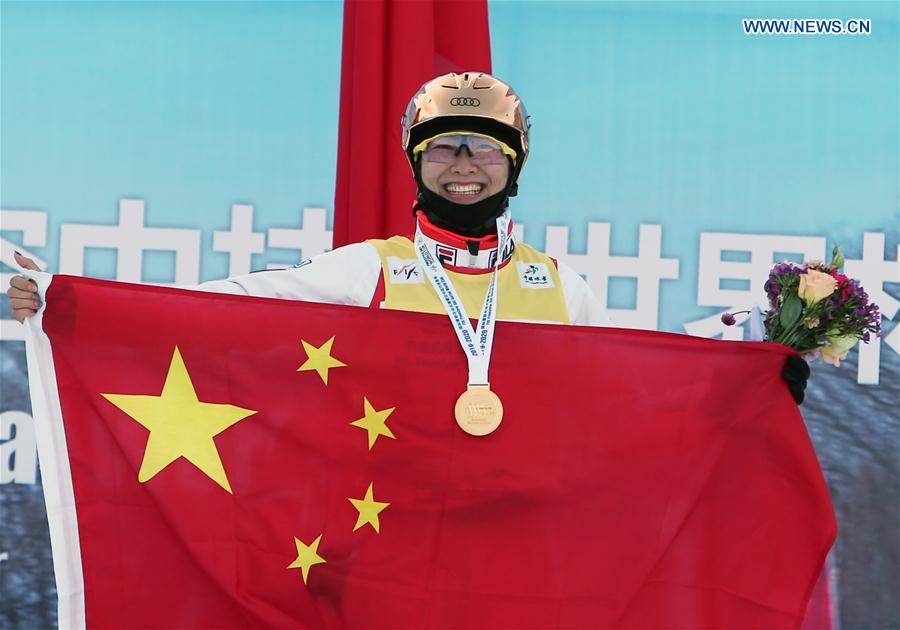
[
  {"x1": 28, "y1": 275, "x2": 835, "y2": 629},
  {"x1": 333, "y1": 0, "x2": 492, "y2": 247},
  {"x1": 800, "y1": 562, "x2": 836, "y2": 629}
]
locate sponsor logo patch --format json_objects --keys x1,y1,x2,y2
[
  {"x1": 450, "y1": 97, "x2": 480, "y2": 107},
  {"x1": 436, "y1": 244, "x2": 457, "y2": 267},
  {"x1": 517, "y1": 262, "x2": 555, "y2": 288},
  {"x1": 387, "y1": 257, "x2": 424, "y2": 284}
]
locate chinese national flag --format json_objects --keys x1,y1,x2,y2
[{"x1": 28, "y1": 276, "x2": 835, "y2": 629}]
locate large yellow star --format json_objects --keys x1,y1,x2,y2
[
  {"x1": 287, "y1": 533, "x2": 326, "y2": 584},
  {"x1": 348, "y1": 482, "x2": 390, "y2": 533},
  {"x1": 350, "y1": 398, "x2": 396, "y2": 450},
  {"x1": 297, "y1": 336, "x2": 347, "y2": 385},
  {"x1": 101, "y1": 346, "x2": 256, "y2": 494}
]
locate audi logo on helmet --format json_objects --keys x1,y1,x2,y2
[{"x1": 450, "y1": 97, "x2": 480, "y2": 107}]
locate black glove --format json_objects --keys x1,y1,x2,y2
[{"x1": 782, "y1": 355, "x2": 811, "y2": 405}]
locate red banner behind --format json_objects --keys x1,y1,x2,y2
[{"x1": 333, "y1": 0, "x2": 492, "y2": 246}]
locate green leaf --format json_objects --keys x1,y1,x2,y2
[
  {"x1": 831, "y1": 244, "x2": 844, "y2": 270},
  {"x1": 780, "y1": 294, "x2": 803, "y2": 329}
]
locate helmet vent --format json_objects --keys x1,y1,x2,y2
[{"x1": 473, "y1": 75, "x2": 493, "y2": 90}]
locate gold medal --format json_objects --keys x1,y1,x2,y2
[{"x1": 454, "y1": 385, "x2": 503, "y2": 436}]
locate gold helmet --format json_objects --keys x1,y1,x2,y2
[{"x1": 401, "y1": 72, "x2": 531, "y2": 182}]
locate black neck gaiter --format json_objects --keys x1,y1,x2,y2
[{"x1": 413, "y1": 158, "x2": 516, "y2": 238}]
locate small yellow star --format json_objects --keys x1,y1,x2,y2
[
  {"x1": 297, "y1": 336, "x2": 347, "y2": 385},
  {"x1": 101, "y1": 346, "x2": 256, "y2": 493},
  {"x1": 348, "y1": 482, "x2": 390, "y2": 533},
  {"x1": 350, "y1": 398, "x2": 396, "y2": 450},
  {"x1": 287, "y1": 534, "x2": 326, "y2": 585}
]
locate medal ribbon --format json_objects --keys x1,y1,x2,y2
[{"x1": 414, "y1": 214, "x2": 510, "y2": 386}]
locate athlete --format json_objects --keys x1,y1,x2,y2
[{"x1": 191, "y1": 72, "x2": 606, "y2": 325}]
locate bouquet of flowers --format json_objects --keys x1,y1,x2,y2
[{"x1": 723, "y1": 246, "x2": 881, "y2": 366}]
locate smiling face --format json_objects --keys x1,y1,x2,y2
[{"x1": 419, "y1": 135, "x2": 510, "y2": 205}]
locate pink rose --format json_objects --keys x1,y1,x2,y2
[
  {"x1": 829, "y1": 271, "x2": 852, "y2": 299},
  {"x1": 798, "y1": 269, "x2": 837, "y2": 306}
]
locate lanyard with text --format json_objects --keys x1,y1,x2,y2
[{"x1": 414, "y1": 214, "x2": 509, "y2": 436}]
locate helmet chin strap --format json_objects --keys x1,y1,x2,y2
[{"x1": 412, "y1": 157, "x2": 517, "y2": 239}]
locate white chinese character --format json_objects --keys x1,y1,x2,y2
[
  {"x1": 545, "y1": 223, "x2": 679, "y2": 330},
  {"x1": 59, "y1": 199, "x2": 201, "y2": 284},
  {"x1": 843, "y1": 233, "x2": 899, "y2": 385},
  {"x1": 266, "y1": 207, "x2": 333, "y2": 269},
  {"x1": 212, "y1": 204, "x2": 265, "y2": 276}
]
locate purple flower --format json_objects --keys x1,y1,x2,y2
[
  {"x1": 721, "y1": 312, "x2": 737, "y2": 326},
  {"x1": 771, "y1": 261, "x2": 804, "y2": 276},
  {"x1": 764, "y1": 278, "x2": 780, "y2": 304}
]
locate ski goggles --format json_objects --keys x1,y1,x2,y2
[{"x1": 413, "y1": 132, "x2": 517, "y2": 166}]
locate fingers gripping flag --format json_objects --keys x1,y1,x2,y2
[{"x1": 26, "y1": 275, "x2": 835, "y2": 628}]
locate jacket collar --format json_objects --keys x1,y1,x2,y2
[{"x1": 415, "y1": 211, "x2": 516, "y2": 272}]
